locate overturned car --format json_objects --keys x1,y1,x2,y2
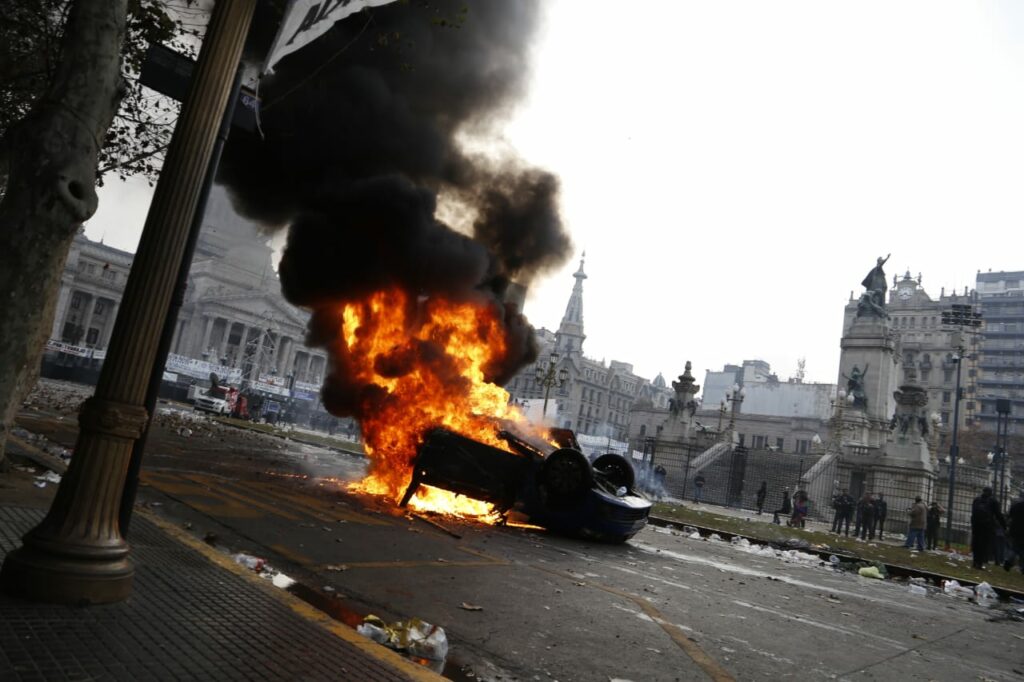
[{"x1": 400, "y1": 427, "x2": 651, "y2": 542}]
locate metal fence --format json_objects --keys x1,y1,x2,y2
[{"x1": 634, "y1": 437, "x2": 1018, "y2": 545}]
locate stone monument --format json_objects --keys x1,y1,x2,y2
[{"x1": 835, "y1": 255, "x2": 936, "y2": 510}]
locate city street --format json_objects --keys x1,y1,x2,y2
[{"x1": 12, "y1": 399, "x2": 1024, "y2": 682}]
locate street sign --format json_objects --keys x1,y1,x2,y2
[{"x1": 139, "y1": 44, "x2": 259, "y2": 133}]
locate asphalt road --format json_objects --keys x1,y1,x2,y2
[{"x1": 13, "y1": 404, "x2": 1024, "y2": 681}]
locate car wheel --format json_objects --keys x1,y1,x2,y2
[
  {"x1": 540, "y1": 448, "x2": 593, "y2": 506},
  {"x1": 592, "y1": 453, "x2": 635, "y2": 490}
]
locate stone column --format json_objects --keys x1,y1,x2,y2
[
  {"x1": 199, "y1": 315, "x2": 214, "y2": 357},
  {"x1": 218, "y1": 319, "x2": 232, "y2": 364},
  {"x1": 50, "y1": 282, "x2": 74, "y2": 339},
  {"x1": 236, "y1": 324, "x2": 250, "y2": 367},
  {"x1": 80, "y1": 295, "x2": 98, "y2": 345},
  {"x1": 170, "y1": 318, "x2": 186, "y2": 355},
  {"x1": 102, "y1": 301, "x2": 119, "y2": 348},
  {"x1": 0, "y1": 0, "x2": 256, "y2": 605}
]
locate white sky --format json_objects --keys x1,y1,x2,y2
[{"x1": 88, "y1": 0, "x2": 1024, "y2": 394}]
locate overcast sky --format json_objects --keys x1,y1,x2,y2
[{"x1": 87, "y1": 0, "x2": 1024, "y2": 396}]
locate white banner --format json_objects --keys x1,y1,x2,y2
[
  {"x1": 263, "y1": 0, "x2": 398, "y2": 74},
  {"x1": 165, "y1": 353, "x2": 242, "y2": 384}
]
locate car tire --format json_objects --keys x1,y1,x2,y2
[
  {"x1": 540, "y1": 448, "x2": 593, "y2": 507},
  {"x1": 592, "y1": 453, "x2": 635, "y2": 490}
]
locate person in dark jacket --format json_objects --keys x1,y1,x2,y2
[
  {"x1": 1002, "y1": 491, "x2": 1024, "y2": 573},
  {"x1": 971, "y1": 487, "x2": 1006, "y2": 569},
  {"x1": 772, "y1": 488, "x2": 791, "y2": 525},
  {"x1": 874, "y1": 493, "x2": 888, "y2": 539},
  {"x1": 831, "y1": 489, "x2": 854, "y2": 535},
  {"x1": 926, "y1": 501, "x2": 945, "y2": 550},
  {"x1": 755, "y1": 481, "x2": 767, "y2": 515},
  {"x1": 857, "y1": 494, "x2": 876, "y2": 540}
]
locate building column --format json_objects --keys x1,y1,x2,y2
[
  {"x1": 218, "y1": 320, "x2": 232, "y2": 364},
  {"x1": 101, "y1": 301, "x2": 120, "y2": 348},
  {"x1": 170, "y1": 318, "x2": 187, "y2": 355},
  {"x1": 50, "y1": 281, "x2": 74, "y2": 339},
  {"x1": 80, "y1": 295, "x2": 98, "y2": 345},
  {"x1": 199, "y1": 315, "x2": 214, "y2": 358},
  {"x1": 234, "y1": 324, "x2": 250, "y2": 367},
  {"x1": 0, "y1": 0, "x2": 256, "y2": 605}
]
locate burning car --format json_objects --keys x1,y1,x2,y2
[{"x1": 399, "y1": 427, "x2": 651, "y2": 542}]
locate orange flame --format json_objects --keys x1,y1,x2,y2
[{"x1": 336, "y1": 288, "x2": 534, "y2": 518}]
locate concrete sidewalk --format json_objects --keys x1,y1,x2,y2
[{"x1": 0, "y1": 505, "x2": 442, "y2": 682}]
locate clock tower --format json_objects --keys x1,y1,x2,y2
[{"x1": 893, "y1": 270, "x2": 920, "y2": 304}]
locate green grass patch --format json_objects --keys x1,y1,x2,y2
[
  {"x1": 653, "y1": 503, "x2": 1024, "y2": 593},
  {"x1": 213, "y1": 417, "x2": 365, "y2": 456}
]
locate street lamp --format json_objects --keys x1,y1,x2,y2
[
  {"x1": 992, "y1": 398, "x2": 1011, "y2": 511},
  {"x1": 725, "y1": 383, "x2": 745, "y2": 436},
  {"x1": 716, "y1": 398, "x2": 728, "y2": 433},
  {"x1": 535, "y1": 352, "x2": 569, "y2": 420},
  {"x1": 941, "y1": 303, "x2": 983, "y2": 549}
]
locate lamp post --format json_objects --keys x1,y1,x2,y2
[
  {"x1": 716, "y1": 398, "x2": 728, "y2": 434},
  {"x1": 725, "y1": 384, "x2": 745, "y2": 437},
  {"x1": 991, "y1": 398, "x2": 1011, "y2": 512},
  {"x1": 535, "y1": 352, "x2": 569, "y2": 420},
  {"x1": 941, "y1": 303, "x2": 983, "y2": 549}
]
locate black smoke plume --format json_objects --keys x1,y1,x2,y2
[{"x1": 219, "y1": 0, "x2": 570, "y2": 415}]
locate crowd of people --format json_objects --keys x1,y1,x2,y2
[{"x1": 826, "y1": 486, "x2": 1024, "y2": 573}]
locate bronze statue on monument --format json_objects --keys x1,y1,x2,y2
[{"x1": 856, "y1": 253, "x2": 891, "y2": 318}]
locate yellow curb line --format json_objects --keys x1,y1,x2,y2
[{"x1": 141, "y1": 510, "x2": 445, "y2": 682}]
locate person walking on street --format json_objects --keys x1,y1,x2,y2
[
  {"x1": 971, "y1": 487, "x2": 1006, "y2": 569},
  {"x1": 693, "y1": 474, "x2": 706, "y2": 504},
  {"x1": 926, "y1": 501, "x2": 944, "y2": 550},
  {"x1": 772, "y1": 488, "x2": 791, "y2": 525},
  {"x1": 755, "y1": 481, "x2": 767, "y2": 515},
  {"x1": 857, "y1": 493, "x2": 876, "y2": 540},
  {"x1": 874, "y1": 493, "x2": 888, "y2": 540},
  {"x1": 1004, "y1": 491, "x2": 1024, "y2": 573},
  {"x1": 905, "y1": 496, "x2": 927, "y2": 551}
]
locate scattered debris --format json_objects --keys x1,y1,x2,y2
[
  {"x1": 326, "y1": 564, "x2": 348, "y2": 572},
  {"x1": 907, "y1": 584, "x2": 927, "y2": 596},
  {"x1": 233, "y1": 553, "x2": 267, "y2": 572},
  {"x1": 459, "y1": 602, "x2": 483, "y2": 611},
  {"x1": 357, "y1": 615, "x2": 449, "y2": 662},
  {"x1": 858, "y1": 566, "x2": 883, "y2": 579}
]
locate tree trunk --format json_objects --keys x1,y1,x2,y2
[{"x1": 0, "y1": 1, "x2": 127, "y2": 470}]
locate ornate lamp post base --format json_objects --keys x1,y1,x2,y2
[
  {"x1": 1, "y1": 397, "x2": 144, "y2": 604},
  {"x1": 0, "y1": 541, "x2": 133, "y2": 605}
]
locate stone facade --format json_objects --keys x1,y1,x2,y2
[
  {"x1": 50, "y1": 186, "x2": 329, "y2": 400},
  {"x1": 50, "y1": 229, "x2": 134, "y2": 350},
  {"x1": 170, "y1": 186, "x2": 327, "y2": 389},
  {"x1": 504, "y1": 258, "x2": 672, "y2": 440}
]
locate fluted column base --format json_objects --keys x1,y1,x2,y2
[{"x1": 0, "y1": 397, "x2": 145, "y2": 604}]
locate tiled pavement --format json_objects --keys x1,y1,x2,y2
[{"x1": 0, "y1": 506, "x2": 437, "y2": 682}]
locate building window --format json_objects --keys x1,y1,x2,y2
[
  {"x1": 752, "y1": 435, "x2": 765, "y2": 449},
  {"x1": 95, "y1": 300, "x2": 105, "y2": 314},
  {"x1": 70, "y1": 293, "x2": 83, "y2": 310},
  {"x1": 776, "y1": 437, "x2": 784, "y2": 450},
  {"x1": 86, "y1": 328, "x2": 99, "y2": 345},
  {"x1": 942, "y1": 391, "x2": 951, "y2": 404},
  {"x1": 796, "y1": 439, "x2": 810, "y2": 454},
  {"x1": 941, "y1": 411, "x2": 950, "y2": 424},
  {"x1": 944, "y1": 369, "x2": 954, "y2": 383}
]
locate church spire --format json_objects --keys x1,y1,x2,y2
[{"x1": 555, "y1": 253, "x2": 587, "y2": 358}]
